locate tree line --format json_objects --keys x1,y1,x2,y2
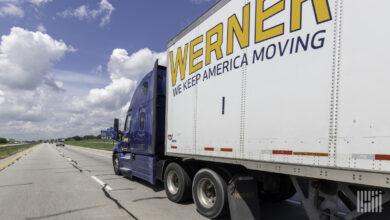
[{"x1": 65, "y1": 135, "x2": 101, "y2": 141}]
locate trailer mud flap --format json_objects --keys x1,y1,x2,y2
[{"x1": 228, "y1": 176, "x2": 261, "y2": 220}]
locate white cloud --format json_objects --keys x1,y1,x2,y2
[
  {"x1": 0, "y1": 87, "x2": 53, "y2": 123},
  {"x1": 0, "y1": 0, "x2": 51, "y2": 18},
  {"x1": 67, "y1": 47, "x2": 165, "y2": 126},
  {"x1": 86, "y1": 77, "x2": 136, "y2": 110},
  {"x1": 28, "y1": 0, "x2": 51, "y2": 6},
  {"x1": 58, "y1": 0, "x2": 115, "y2": 27},
  {"x1": 0, "y1": 44, "x2": 165, "y2": 141},
  {"x1": 71, "y1": 48, "x2": 165, "y2": 112},
  {"x1": 98, "y1": 0, "x2": 114, "y2": 27},
  {"x1": 108, "y1": 48, "x2": 166, "y2": 81},
  {"x1": 93, "y1": 65, "x2": 103, "y2": 75},
  {"x1": 37, "y1": 24, "x2": 46, "y2": 32},
  {"x1": 0, "y1": 3, "x2": 24, "y2": 17},
  {"x1": 44, "y1": 77, "x2": 65, "y2": 92},
  {"x1": 0, "y1": 90, "x2": 4, "y2": 104},
  {"x1": 52, "y1": 69, "x2": 109, "y2": 90},
  {"x1": 0, "y1": 0, "x2": 51, "y2": 5},
  {"x1": 0, "y1": 27, "x2": 74, "y2": 90}
]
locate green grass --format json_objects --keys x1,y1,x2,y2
[
  {"x1": 65, "y1": 139, "x2": 117, "y2": 151},
  {"x1": 0, "y1": 143, "x2": 37, "y2": 159}
]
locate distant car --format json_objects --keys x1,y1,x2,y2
[{"x1": 56, "y1": 140, "x2": 65, "y2": 147}]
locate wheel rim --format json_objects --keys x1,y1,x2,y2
[
  {"x1": 114, "y1": 157, "x2": 119, "y2": 172},
  {"x1": 197, "y1": 178, "x2": 216, "y2": 208},
  {"x1": 167, "y1": 170, "x2": 179, "y2": 195}
]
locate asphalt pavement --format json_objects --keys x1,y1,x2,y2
[{"x1": 0, "y1": 143, "x2": 308, "y2": 220}]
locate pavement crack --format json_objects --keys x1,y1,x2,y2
[
  {"x1": 59, "y1": 151, "x2": 83, "y2": 173},
  {"x1": 25, "y1": 205, "x2": 103, "y2": 220},
  {"x1": 132, "y1": 196, "x2": 167, "y2": 202},
  {"x1": 0, "y1": 182, "x2": 33, "y2": 188},
  {"x1": 110, "y1": 187, "x2": 135, "y2": 192},
  {"x1": 71, "y1": 163, "x2": 83, "y2": 172},
  {"x1": 102, "y1": 185, "x2": 138, "y2": 220}
]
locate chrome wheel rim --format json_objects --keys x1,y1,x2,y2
[
  {"x1": 197, "y1": 178, "x2": 216, "y2": 208},
  {"x1": 167, "y1": 170, "x2": 179, "y2": 194}
]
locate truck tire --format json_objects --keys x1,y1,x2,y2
[
  {"x1": 192, "y1": 168, "x2": 228, "y2": 219},
  {"x1": 113, "y1": 153, "x2": 121, "y2": 176},
  {"x1": 164, "y1": 162, "x2": 192, "y2": 203}
]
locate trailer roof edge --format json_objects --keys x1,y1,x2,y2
[{"x1": 167, "y1": 0, "x2": 231, "y2": 49}]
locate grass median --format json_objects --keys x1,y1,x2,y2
[
  {"x1": 65, "y1": 139, "x2": 117, "y2": 151},
  {"x1": 0, "y1": 143, "x2": 37, "y2": 159}
]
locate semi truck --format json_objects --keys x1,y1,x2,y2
[{"x1": 112, "y1": 0, "x2": 390, "y2": 219}]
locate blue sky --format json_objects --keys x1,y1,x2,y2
[
  {"x1": 0, "y1": 0, "x2": 215, "y2": 73},
  {"x1": 0, "y1": 0, "x2": 216, "y2": 140}
]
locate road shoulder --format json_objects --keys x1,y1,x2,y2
[{"x1": 0, "y1": 144, "x2": 38, "y2": 171}]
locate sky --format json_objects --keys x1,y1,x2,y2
[{"x1": 0, "y1": 0, "x2": 216, "y2": 141}]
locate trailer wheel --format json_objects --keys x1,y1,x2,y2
[
  {"x1": 113, "y1": 153, "x2": 121, "y2": 175},
  {"x1": 164, "y1": 162, "x2": 192, "y2": 203},
  {"x1": 192, "y1": 168, "x2": 228, "y2": 219}
]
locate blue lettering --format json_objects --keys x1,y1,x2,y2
[
  {"x1": 312, "y1": 30, "x2": 326, "y2": 49},
  {"x1": 266, "y1": 44, "x2": 276, "y2": 59},
  {"x1": 278, "y1": 39, "x2": 289, "y2": 56},
  {"x1": 253, "y1": 48, "x2": 265, "y2": 63},
  {"x1": 241, "y1": 53, "x2": 248, "y2": 67},
  {"x1": 296, "y1": 34, "x2": 310, "y2": 53}
]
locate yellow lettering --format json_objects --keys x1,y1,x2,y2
[
  {"x1": 291, "y1": 0, "x2": 331, "y2": 32},
  {"x1": 189, "y1": 35, "x2": 203, "y2": 74},
  {"x1": 291, "y1": 0, "x2": 307, "y2": 32},
  {"x1": 169, "y1": 44, "x2": 188, "y2": 86},
  {"x1": 206, "y1": 23, "x2": 224, "y2": 65},
  {"x1": 312, "y1": 0, "x2": 332, "y2": 23},
  {"x1": 255, "y1": 0, "x2": 285, "y2": 43},
  {"x1": 227, "y1": 3, "x2": 250, "y2": 55}
]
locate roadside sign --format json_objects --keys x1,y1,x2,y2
[{"x1": 101, "y1": 129, "x2": 117, "y2": 141}]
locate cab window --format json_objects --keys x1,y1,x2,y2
[
  {"x1": 125, "y1": 110, "x2": 132, "y2": 131},
  {"x1": 142, "y1": 81, "x2": 148, "y2": 94},
  {"x1": 140, "y1": 111, "x2": 145, "y2": 130}
]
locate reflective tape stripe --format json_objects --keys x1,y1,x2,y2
[
  {"x1": 171, "y1": 146, "x2": 177, "y2": 149},
  {"x1": 375, "y1": 154, "x2": 390, "y2": 161},
  {"x1": 220, "y1": 148, "x2": 233, "y2": 152},
  {"x1": 293, "y1": 152, "x2": 328, "y2": 157},
  {"x1": 204, "y1": 147, "x2": 214, "y2": 151},
  {"x1": 272, "y1": 150, "x2": 293, "y2": 155}
]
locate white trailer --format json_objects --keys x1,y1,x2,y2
[{"x1": 164, "y1": 0, "x2": 390, "y2": 219}]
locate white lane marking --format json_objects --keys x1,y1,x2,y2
[{"x1": 91, "y1": 175, "x2": 112, "y2": 191}]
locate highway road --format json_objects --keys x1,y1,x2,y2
[{"x1": 0, "y1": 144, "x2": 309, "y2": 220}]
